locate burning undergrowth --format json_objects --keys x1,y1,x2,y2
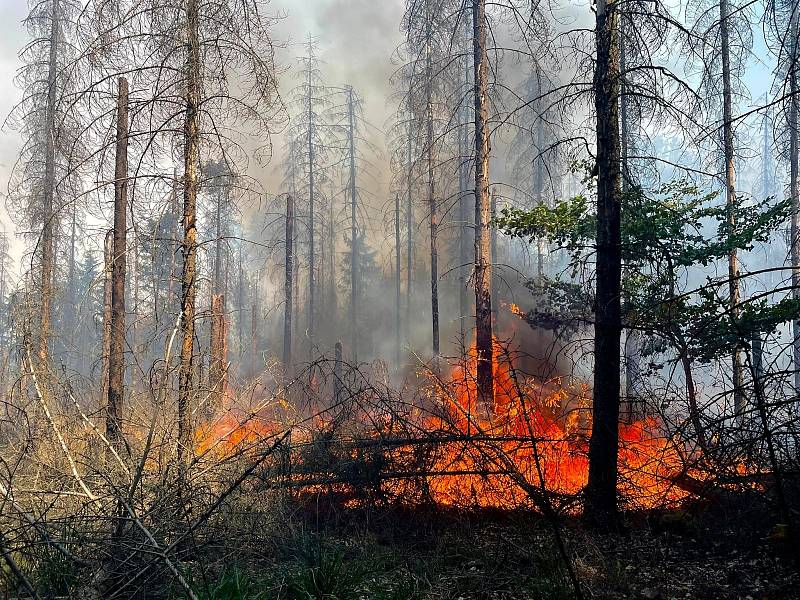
[{"x1": 193, "y1": 335, "x2": 724, "y2": 515}]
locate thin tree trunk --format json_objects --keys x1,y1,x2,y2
[
  {"x1": 251, "y1": 302, "x2": 257, "y2": 378},
  {"x1": 406, "y1": 109, "x2": 414, "y2": 345},
  {"x1": 107, "y1": 77, "x2": 129, "y2": 445},
  {"x1": 586, "y1": 0, "x2": 622, "y2": 528},
  {"x1": 790, "y1": 8, "x2": 800, "y2": 394},
  {"x1": 102, "y1": 230, "x2": 113, "y2": 404},
  {"x1": 39, "y1": 0, "x2": 60, "y2": 366},
  {"x1": 619, "y1": 14, "x2": 641, "y2": 420},
  {"x1": 473, "y1": 0, "x2": 493, "y2": 405},
  {"x1": 209, "y1": 293, "x2": 227, "y2": 410},
  {"x1": 347, "y1": 87, "x2": 359, "y2": 361},
  {"x1": 395, "y1": 194, "x2": 402, "y2": 370},
  {"x1": 308, "y1": 73, "x2": 316, "y2": 355},
  {"x1": 426, "y1": 0, "x2": 440, "y2": 361},
  {"x1": 284, "y1": 194, "x2": 294, "y2": 372},
  {"x1": 491, "y1": 189, "x2": 498, "y2": 326},
  {"x1": 178, "y1": 0, "x2": 201, "y2": 462},
  {"x1": 720, "y1": 0, "x2": 744, "y2": 416}
]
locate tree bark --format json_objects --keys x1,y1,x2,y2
[
  {"x1": 39, "y1": 0, "x2": 60, "y2": 366},
  {"x1": 395, "y1": 194, "x2": 402, "y2": 370},
  {"x1": 426, "y1": 0, "x2": 440, "y2": 362},
  {"x1": 107, "y1": 76, "x2": 129, "y2": 445},
  {"x1": 178, "y1": 0, "x2": 201, "y2": 463},
  {"x1": 790, "y1": 7, "x2": 800, "y2": 394},
  {"x1": 102, "y1": 230, "x2": 113, "y2": 404},
  {"x1": 284, "y1": 194, "x2": 294, "y2": 373},
  {"x1": 209, "y1": 293, "x2": 227, "y2": 410},
  {"x1": 720, "y1": 0, "x2": 745, "y2": 417},
  {"x1": 347, "y1": 87, "x2": 359, "y2": 361},
  {"x1": 473, "y1": 0, "x2": 494, "y2": 405},
  {"x1": 586, "y1": 0, "x2": 622, "y2": 528}
]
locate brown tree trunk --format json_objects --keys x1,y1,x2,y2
[
  {"x1": 107, "y1": 77, "x2": 129, "y2": 445},
  {"x1": 395, "y1": 194, "x2": 402, "y2": 370},
  {"x1": 426, "y1": 1, "x2": 440, "y2": 362},
  {"x1": 209, "y1": 293, "x2": 228, "y2": 410},
  {"x1": 347, "y1": 88, "x2": 359, "y2": 361},
  {"x1": 586, "y1": 0, "x2": 622, "y2": 528},
  {"x1": 39, "y1": 0, "x2": 60, "y2": 366},
  {"x1": 102, "y1": 230, "x2": 113, "y2": 403},
  {"x1": 178, "y1": 0, "x2": 201, "y2": 463},
  {"x1": 790, "y1": 8, "x2": 800, "y2": 394},
  {"x1": 720, "y1": 0, "x2": 744, "y2": 417},
  {"x1": 284, "y1": 195, "x2": 294, "y2": 372},
  {"x1": 473, "y1": 0, "x2": 494, "y2": 405}
]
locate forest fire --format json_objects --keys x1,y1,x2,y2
[{"x1": 194, "y1": 339, "x2": 695, "y2": 512}]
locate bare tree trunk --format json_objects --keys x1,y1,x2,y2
[
  {"x1": 334, "y1": 340, "x2": 342, "y2": 404},
  {"x1": 619, "y1": 14, "x2": 641, "y2": 420},
  {"x1": 107, "y1": 77, "x2": 129, "y2": 445},
  {"x1": 39, "y1": 0, "x2": 60, "y2": 366},
  {"x1": 426, "y1": 0, "x2": 440, "y2": 361},
  {"x1": 102, "y1": 230, "x2": 113, "y2": 403},
  {"x1": 473, "y1": 0, "x2": 493, "y2": 405},
  {"x1": 308, "y1": 76, "x2": 316, "y2": 355},
  {"x1": 395, "y1": 194, "x2": 402, "y2": 370},
  {"x1": 586, "y1": 0, "x2": 622, "y2": 528},
  {"x1": 790, "y1": 8, "x2": 800, "y2": 394},
  {"x1": 406, "y1": 110, "x2": 414, "y2": 345},
  {"x1": 251, "y1": 302, "x2": 257, "y2": 378},
  {"x1": 178, "y1": 0, "x2": 201, "y2": 462},
  {"x1": 491, "y1": 189, "x2": 498, "y2": 325},
  {"x1": 347, "y1": 87, "x2": 359, "y2": 362},
  {"x1": 720, "y1": 0, "x2": 744, "y2": 417},
  {"x1": 284, "y1": 194, "x2": 294, "y2": 372},
  {"x1": 209, "y1": 293, "x2": 227, "y2": 410},
  {"x1": 460, "y1": 5, "x2": 472, "y2": 345}
]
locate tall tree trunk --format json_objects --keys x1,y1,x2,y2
[
  {"x1": 619, "y1": 13, "x2": 641, "y2": 421},
  {"x1": 107, "y1": 77, "x2": 129, "y2": 445},
  {"x1": 39, "y1": 0, "x2": 60, "y2": 366},
  {"x1": 308, "y1": 76, "x2": 316, "y2": 355},
  {"x1": 533, "y1": 75, "x2": 547, "y2": 282},
  {"x1": 395, "y1": 194, "x2": 402, "y2": 370},
  {"x1": 178, "y1": 0, "x2": 201, "y2": 462},
  {"x1": 790, "y1": 8, "x2": 800, "y2": 395},
  {"x1": 102, "y1": 230, "x2": 113, "y2": 403},
  {"x1": 347, "y1": 87, "x2": 359, "y2": 361},
  {"x1": 460, "y1": 13, "x2": 471, "y2": 343},
  {"x1": 238, "y1": 244, "x2": 244, "y2": 365},
  {"x1": 426, "y1": 0, "x2": 440, "y2": 361},
  {"x1": 406, "y1": 109, "x2": 414, "y2": 345},
  {"x1": 491, "y1": 189, "x2": 498, "y2": 325},
  {"x1": 720, "y1": 0, "x2": 745, "y2": 417},
  {"x1": 473, "y1": 0, "x2": 494, "y2": 405},
  {"x1": 586, "y1": 0, "x2": 622, "y2": 528},
  {"x1": 284, "y1": 194, "x2": 294, "y2": 372},
  {"x1": 209, "y1": 293, "x2": 227, "y2": 410}
]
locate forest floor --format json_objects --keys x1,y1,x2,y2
[{"x1": 176, "y1": 501, "x2": 799, "y2": 600}]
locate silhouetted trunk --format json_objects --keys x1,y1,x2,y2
[
  {"x1": 406, "y1": 111, "x2": 414, "y2": 345},
  {"x1": 790, "y1": 8, "x2": 800, "y2": 394},
  {"x1": 619, "y1": 15, "x2": 641, "y2": 419},
  {"x1": 178, "y1": 0, "x2": 201, "y2": 462},
  {"x1": 308, "y1": 79, "x2": 316, "y2": 353},
  {"x1": 426, "y1": 0, "x2": 440, "y2": 361},
  {"x1": 107, "y1": 77, "x2": 129, "y2": 445},
  {"x1": 251, "y1": 302, "x2": 257, "y2": 378},
  {"x1": 720, "y1": 0, "x2": 744, "y2": 416},
  {"x1": 209, "y1": 293, "x2": 227, "y2": 410},
  {"x1": 102, "y1": 230, "x2": 113, "y2": 403},
  {"x1": 395, "y1": 194, "x2": 402, "y2": 369},
  {"x1": 334, "y1": 340, "x2": 342, "y2": 404},
  {"x1": 284, "y1": 195, "x2": 294, "y2": 372},
  {"x1": 586, "y1": 0, "x2": 622, "y2": 528},
  {"x1": 347, "y1": 88, "x2": 359, "y2": 361},
  {"x1": 473, "y1": 0, "x2": 493, "y2": 404},
  {"x1": 39, "y1": 0, "x2": 60, "y2": 366}
]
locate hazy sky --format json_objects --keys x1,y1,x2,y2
[{"x1": 0, "y1": 0, "x2": 405, "y2": 266}]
